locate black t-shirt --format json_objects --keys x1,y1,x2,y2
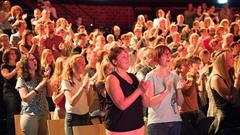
[{"x1": 1, "y1": 64, "x2": 17, "y2": 95}]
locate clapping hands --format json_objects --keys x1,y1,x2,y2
[{"x1": 139, "y1": 80, "x2": 151, "y2": 93}]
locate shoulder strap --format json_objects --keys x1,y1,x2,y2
[{"x1": 209, "y1": 74, "x2": 228, "y2": 90}]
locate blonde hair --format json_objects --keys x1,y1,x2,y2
[
  {"x1": 97, "y1": 58, "x2": 113, "y2": 82},
  {"x1": 62, "y1": 54, "x2": 85, "y2": 85},
  {"x1": 41, "y1": 49, "x2": 54, "y2": 68},
  {"x1": 212, "y1": 49, "x2": 233, "y2": 88},
  {"x1": 189, "y1": 33, "x2": 199, "y2": 45},
  {"x1": 10, "y1": 5, "x2": 22, "y2": 17},
  {"x1": 51, "y1": 56, "x2": 67, "y2": 88}
]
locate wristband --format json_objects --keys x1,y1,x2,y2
[{"x1": 33, "y1": 89, "x2": 39, "y2": 94}]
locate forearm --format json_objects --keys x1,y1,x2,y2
[
  {"x1": 114, "y1": 88, "x2": 142, "y2": 111},
  {"x1": 146, "y1": 90, "x2": 170, "y2": 107},
  {"x1": 53, "y1": 92, "x2": 65, "y2": 105},
  {"x1": 68, "y1": 86, "x2": 86, "y2": 106},
  {"x1": 1, "y1": 69, "x2": 17, "y2": 80},
  {"x1": 176, "y1": 89, "x2": 184, "y2": 106},
  {"x1": 29, "y1": 44, "x2": 37, "y2": 54},
  {"x1": 21, "y1": 90, "x2": 38, "y2": 102}
]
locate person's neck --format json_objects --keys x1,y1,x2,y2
[
  {"x1": 116, "y1": 68, "x2": 128, "y2": 76},
  {"x1": 27, "y1": 40, "x2": 32, "y2": 45},
  {"x1": 19, "y1": 30, "x2": 24, "y2": 35},
  {"x1": 29, "y1": 70, "x2": 36, "y2": 79},
  {"x1": 8, "y1": 60, "x2": 16, "y2": 66},
  {"x1": 73, "y1": 73, "x2": 81, "y2": 82},
  {"x1": 156, "y1": 65, "x2": 170, "y2": 76},
  {"x1": 89, "y1": 62, "x2": 96, "y2": 68},
  {"x1": 48, "y1": 33, "x2": 54, "y2": 38}
]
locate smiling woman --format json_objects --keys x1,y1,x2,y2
[
  {"x1": 15, "y1": 53, "x2": 50, "y2": 135},
  {"x1": 144, "y1": 45, "x2": 184, "y2": 135}
]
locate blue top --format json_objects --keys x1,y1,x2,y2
[{"x1": 15, "y1": 77, "x2": 49, "y2": 116}]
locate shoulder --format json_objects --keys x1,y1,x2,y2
[
  {"x1": 170, "y1": 71, "x2": 179, "y2": 78},
  {"x1": 211, "y1": 75, "x2": 222, "y2": 84},
  {"x1": 145, "y1": 70, "x2": 157, "y2": 81},
  {"x1": 16, "y1": 77, "x2": 26, "y2": 89},
  {"x1": 1, "y1": 63, "x2": 8, "y2": 69}
]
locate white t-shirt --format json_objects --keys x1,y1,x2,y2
[
  {"x1": 145, "y1": 70, "x2": 182, "y2": 125},
  {"x1": 61, "y1": 77, "x2": 89, "y2": 115}
]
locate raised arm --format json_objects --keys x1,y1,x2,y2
[
  {"x1": 1, "y1": 68, "x2": 17, "y2": 80},
  {"x1": 18, "y1": 77, "x2": 48, "y2": 102},
  {"x1": 64, "y1": 75, "x2": 89, "y2": 106}
]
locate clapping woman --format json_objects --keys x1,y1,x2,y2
[
  {"x1": 105, "y1": 46, "x2": 147, "y2": 135},
  {"x1": 61, "y1": 54, "x2": 92, "y2": 135},
  {"x1": 15, "y1": 53, "x2": 50, "y2": 135}
]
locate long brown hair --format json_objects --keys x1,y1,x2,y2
[{"x1": 18, "y1": 53, "x2": 41, "y2": 81}]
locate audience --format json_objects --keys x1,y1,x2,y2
[{"x1": 0, "y1": 1, "x2": 240, "y2": 135}]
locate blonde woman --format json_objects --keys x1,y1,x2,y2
[
  {"x1": 50, "y1": 56, "x2": 67, "y2": 119},
  {"x1": 94, "y1": 58, "x2": 114, "y2": 117},
  {"x1": 40, "y1": 49, "x2": 55, "y2": 111},
  {"x1": 207, "y1": 49, "x2": 240, "y2": 135},
  {"x1": 61, "y1": 55, "x2": 92, "y2": 135}
]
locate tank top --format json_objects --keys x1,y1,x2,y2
[
  {"x1": 104, "y1": 71, "x2": 144, "y2": 132},
  {"x1": 208, "y1": 74, "x2": 240, "y2": 135}
]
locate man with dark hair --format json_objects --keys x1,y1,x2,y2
[
  {"x1": 71, "y1": 33, "x2": 88, "y2": 55},
  {"x1": 41, "y1": 21, "x2": 64, "y2": 59}
]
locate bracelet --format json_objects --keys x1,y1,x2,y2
[{"x1": 33, "y1": 89, "x2": 39, "y2": 94}]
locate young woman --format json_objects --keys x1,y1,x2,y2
[
  {"x1": 61, "y1": 54, "x2": 92, "y2": 135},
  {"x1": 50, "y1": 56, "x2": 67, "y2": 119},
  {"x1": 208, "y1": 49, "x2": 240, "y2": 135},
  {"x1": 19, "y1": 30, "x2": 37, "y2": 55},
  {"x1": 40, "y1": 49, "x2": 55, "y2": 111},
  {"x1": 94, "y1": 58, "x2": 115, "y2": 117},
  {"x1": 1, "y1": 47, "x2": 21, "y2": 135},
  {"x1": 16, "y1": 53, "x2": 50, "y2": 135},
  {"x1": 10, "y1": 20, "x2": 27, "y2": 47},
  {"x1": 105, "y1": 46, "x2": 147, "y2": 135},
  {"x1": 145, "y1": 45, "x2": 184, "y2": 135}
]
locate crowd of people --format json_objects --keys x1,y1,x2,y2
[{"x1": 0, "y1": 0, "x2": 240, "y2": 135}]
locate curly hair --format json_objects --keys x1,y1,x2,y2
[{"x1": 18, "y1": 53, "x2": 41, "y2": 81}]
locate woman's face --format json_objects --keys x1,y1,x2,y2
[
  {"x1": 14, "y1": 8, "x2": 21, "y2": 16},
  {"x1": 192, "y1": 60, "x2": 201, "y2": 71},
  {"x1": 26, "y1": 34, "x2": 33, "y2": 43},
  {"x1": 181, "y1": 61, "x2": 189, "y2": 74},
  {"x1": 114, "y1": 50, "x2": 130, "y2": 70},
  {"x1": 28, "y1": 54, "x2": 38, "y2": 71},
  {"x1": 74, "y1": 58, "x2": 86, "y2": 74},
  {"x1": 192, "y1": 35, "x2": 199, "y2": 45},
  {"x1": 20, "y1": 22, "x2": 27, "y2": 30},
  {"x1": 104, "y1": 63, "x2": 114, "y2": 76},
  {"x1": 9, "y1": 50, "x2": 16, "y2": 61},
  {"x1": 234, "y1": 24, "x2": 239, "y2": 32},
  {"x1": 159, "y1": 50, "x2": 171, "y2": 67},
  {"x1": 46, "y1": 52, "x2": 54, "y2": 65}
]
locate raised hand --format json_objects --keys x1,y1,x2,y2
[
  {"x1": 177, "y1": 77, "x2": 187, "y2": 90},
  {"x1": 139, "y1": 80, "x2": 151, "y2": 93},
  {"x1": 82, "y1": 74, "x2": 90, "y2": 89}
]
